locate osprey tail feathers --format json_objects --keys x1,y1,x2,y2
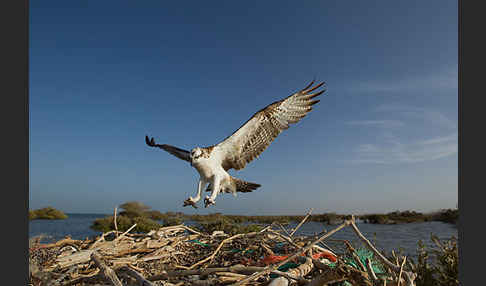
[
  {"x1": 230, "y1": 176, "x2": 261, "y2": 193},
  {"x1": 204, "y1": 177, "x2": 261, "y2": 193}
]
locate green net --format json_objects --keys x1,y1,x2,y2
[
  {"x1": 187, "y1": 239, "x2": 210, "y2": 247},
  {"x1": 343, "y1": 247, "x2": 385, "y2": 274},
  {"x1": 269, "y1": 262, "x2": 300, "y2": 278}
]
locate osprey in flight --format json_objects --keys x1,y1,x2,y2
[{"x1": 146, "y1": 80, "x2": 326, "y2": 208}]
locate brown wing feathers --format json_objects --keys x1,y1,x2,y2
[{"x1": 218, "y1": 80, "x2": 325, "y2": 170}]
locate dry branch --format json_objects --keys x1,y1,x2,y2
[
  {"x1": 113, "y1": 223, "x2": 137, "y2": 243},
  {"x1": 290, "y1": 208, "x2": 313, "y2": 237},
  {"x1": 120, "y1": 266, "x2": 155, "y2": 286},
  {"x1": 114, "y1": 207, "x2": 118, "y2": 238},
  {"x1": 366, "y1": 257, "x2": 378, "y2": 281},
  {"x1": 91, "y1": 251, "x2": 123, "y2": 286},
  {"x1": 397, "y1": 256, "x2": 407, "y2": 286}
]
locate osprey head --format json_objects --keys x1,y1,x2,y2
[{"x1": 190, "y1": 147, "x2": 203, "y2": 166}]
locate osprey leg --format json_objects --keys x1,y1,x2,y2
[
  {"x1": 205, "y1": 177, "x2": 221, "y2": 207},
  {"x1": 191, "y1": 178, "x2": 207, "y2": 202},
  {"x1": 184, "y1": 178, "x2": 207, "y2": 208}
]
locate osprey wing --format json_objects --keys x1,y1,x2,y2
[
  {"x1": 214, "y1": 80, "x2": 326, "y2": 171},
  {"x1": 145, "y1": 136, "x2": 191, "y2": 162}
]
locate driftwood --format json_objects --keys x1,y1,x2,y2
[
  {"x1": 91, "y1": 251, "x2": 123, "y2": 286},
  {"x1": 30, "y1": 214, "x2": 420, "y2": 286},
  {"x1": 120, "y1": 266, "x2": 155, "y2": 286}
]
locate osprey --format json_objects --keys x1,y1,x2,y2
[{"x1": 146, "y1": 80, "x2": 326, "y2": 208}]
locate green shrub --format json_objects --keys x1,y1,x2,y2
[
  {"x1": 29, "y1": 207, "x2": 68, "y2": 220},
  {"x1": 196, "y1": 216, "x2": 263, "y2": 235},
  {"x1": 409, "y1": 235, "x2": 459, "y2": 286},
  {"x1": 311, "y1": 213, "x2": 346, "y2": 224},
  {"x1": 91, "y1": 215, "x2": 162, "y2": 233},
  {"x1": 430, "y1": 209, "x2": 458, "y2": 224},
  {"x1": 162, "y1": 216, "x2": 184, "y2": 226},
  {"x1": 145, "y1": 210, "x2": 167, "y2": 220},
  {"x1": 361, "y1": 214, "x2": 390, "y2": 224},
  {"x1": 118, "y1": 201, "x2": 152, "y2": 218},
  {"x1": 132, "y1": 216, "x2": 163, "y2": 233}
]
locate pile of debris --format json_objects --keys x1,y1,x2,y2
[{"x1": 29, "y1": 215, "x2": 417, "y2": 286}]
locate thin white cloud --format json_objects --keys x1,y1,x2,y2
[
  {"x1": 351, "y1": 132, "x2": 457, "y2": 164},
  {"x1": 347, "y1": 105, "x2": 457, "y2": 165},
  {"x1": 375, "y1": 105, "x2": 457, "y2": 130},
  {"x1": 346, "y1": 120, "x2": 404, "y2": 128},
  {"x1": 419, "y1": 133, "x2": 458, "y2": 145},
  {"x1": 346, "y1": 65, "x2": 458, "y2": 94}
]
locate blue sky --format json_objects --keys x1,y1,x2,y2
[{"x1": 29, "y1": 1, "x2": 458, "y2": 215}]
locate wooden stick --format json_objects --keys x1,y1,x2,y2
[
  {"x1": 114, "y1": 207, "x2": 118, "y2": 238},
  {"x1": 49, "y1": 249, "x2": 96, "y2": 270},
  {"x1": 397, "y1": 256, "x2": 407, "y2": 286},
  {"x1": 277, "y1": 222, "x2": 292, "y2": 237},
  {"x1": 91, "y1": 251, "x2": 123, "y2": 286},
  {"x1": 30, "y1": 237, "x2": 84, "y2": 250},
  {"x1": 216, "y1": 272, "x2": 247, "y2": 278},
  {"x1": 230, "y1": 219, "x2": 353, "y2": 286},
  {"x1": 89, "y1": 234, "x2": 106, "y2": 250},
  {"x1": 290, "y1": 208, "x2": 313, "y2": 237},
  {"x1": 259, "y1": 224, "x2": 273, "y2": 233},
  {"x1": 365, "y1": 258, "x2": 378, "y2": 281},
  {"x1": 392, "y1": 250, "x2": 399, "y2": 266},
  {"x1": 157, "y1": 224, "x2": 204, "y2": 236},
  {"x1": 267, "y1": 229, "x2": 302, "y2": 248},
  {"x1": 261, "y1": 242, "x2": 275, "y2": 256},
  {"x1": 113, "y1": 223, "x2": 137, "y2": 243},
  {"x1": 120, "y1": 266, "x2": 154, "y2": 286},
  {"x1": 343, "y1": 240, "x2": 366, "y2": 272}
]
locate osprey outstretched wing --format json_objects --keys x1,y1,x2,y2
[
  {"x1": 145, "y1": 136, "x2": 191, "y2": 162},
  {"x1": 146, "y1": 80, "x2": 326, "y2": 208},
  {"x1": 213, "y1": 81, "x2": 325, "y2": 171}
]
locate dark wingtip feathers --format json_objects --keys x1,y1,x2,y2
[
  {"x1": 145, "y1": 135, "x2": 153, "y2": 146},
  {"x1": 306, "y1": 90, "x2": 325, "y2": 99},
  {"x1": 304, "y1": 81, "x2": 325, "y2": 93},
  {"x1": 301, "y1": 80, "x2": 315, "y2": 91}
]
